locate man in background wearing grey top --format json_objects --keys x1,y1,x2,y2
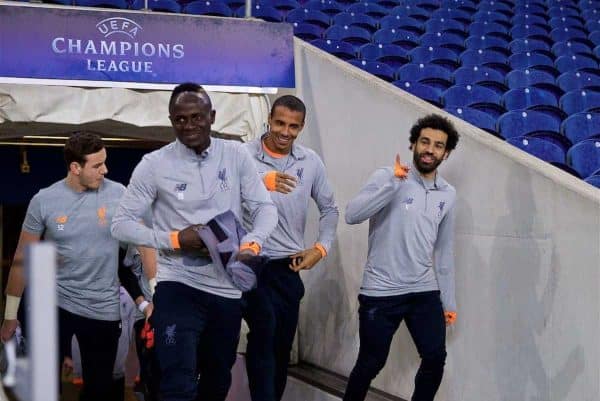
[
  {"x1": 111, "y1": 83, "x2": 278, "y2": 401},
  {"x1": 343, "y1": 114, "x2": 460, "y2": 401},
  {"x1": 0, "y1": 132, "x2": 129, "y2": 401},
  {"x1": 242, "y1": 95, "x2": 339, "y2": 401}
]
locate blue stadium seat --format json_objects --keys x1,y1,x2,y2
[
  {"x1": 409, "y1": 46, "x2": 460, "y2": 71},
  {"x1": 390, "y1": 4, "x2": 430, "y2": 20},
  {"x1": 561, "y1": 112, "x2": 600, "y2": 144},
  {"x1": 508, "y1": 51, "x2": 555, "y2": 70},
  {"x1": 510, "y1": 24, "x2": 550, "y2": 39},
  {"x1": 325, "y1": 25, "x2": 372, "y2": 49},
  {"x1": 372, "y1": 28, "x2": 420, "y2": 49},
  {"x1": 525, "y1": 131, "x2": 572, "y2": 155},
  {"x1": 555, "y1": 54, "x2": 599, "y2": 74},
  {"x1": 432, "y1": 7, "x2": 473, "y2": 23},
  {"x1": 465, "y1": 35, "x2": 509, "y2": 50},
  {"x1": 512, "y1": 13, "x2": 548, "y2": 26},
  {"x1": 509, "y1": 38, "x2": 551, "y2": 53},
  {"x1": 533, "y1": 82, "x2": 565, "y2": 102},
  {"x1": 580, "y1": 0, "x2": 600, "y2": 10},
  {"x1": 459, "y1": 49, "x2": 507, "y2": 70},
  {"x1": 567, "y1": 138, "x2": 600, "y2": 177},
  {"x1": 498, "y1": 109, "x2": 561, "y2": 139},
  {"x1": 478, "y1": 0, "x2": 512, "y2": 13},
  {"x1": 503, "y1": 87, "x2": 559, "y2": 110},
  {"x1": 393, "y1": 81, "x2": 444, "y2": 107},
  {"x1": 595, "y1": 45, "x2": 600, "y2": 59},
  {"x1": 293, "y1": 23, "x2": 325, "y2": 40},
  {"x1": 557, "y1": 70, "x2": 600, "y2": 92},
  {"x1": 397, "y1": 63, "x2": 453, "y2": 82},
  {"x1": 346, "y1": 3, "x2": 389, "y2": 18},
  {"x1": 513, "y1": 4, "x2": 546, "y2": 15},
  {"x1": 376, "y1": 0, "x2": 403, "y2": 9},
  {"x1": 529, "y1": 64, "x2": 561, "y2": 79},
  {"x1": 548, "y1": 5, "x2": 580, "y2": 18},
  {"x1": 419, "y1": 32, "x2": 466, "y2": 55},
  {"x1": 528, "y1": 104, "x2": 568, "y2": 125},
  {"x1": 469, "y1": 101, "x2": 507, "y2": 119},
  {"x1": 469, "y1": 21, "x2": 509, "y2": 36},
  {"x1": 551, "y1": 40, "x2": 593, "y2": 57},
  {"x1": 75, "y1": 0, "x2": 128, "y2": 8},
  {"x1": 445, "y1": 106, "x2": 500, "y2": 135},
  {"x1": 550, "y1": 26, "x2": 588, "y2": 43},
  {"x1": 356, "y1": 61, "x2": 396, "y2": 81},
  {"x1": 472, "y1": 10, "x2": 511, "y2": 24},
  {"x1": 560, "y1": 89, "x2": 600, "y2": 114},
  {"x1": 440, "y1": 0, "x2": 476, "y2": 8},
  {"x1": 549, "y1": 16, "x2": 585, "y2": 30},
  {"x1": 222, "y1": 0, "x2": 245, "y2": 9},
  {"x1": 359, "y1": 44, "x2": 409, "y2": 69},
  {"x1": 507, "y1": 136, "x2": 567, "y2": 163},
  {"x1": 425, "y1": 18, "x2": 467, "y2": 33},
  {"x1": 506, "y1": 69, "x2": 556, "y2": 89},
  {"x1": 245, "y1": 4, "x2": 283, "y2": 21},
  {"x1": 184, "y1": 1, "x2": 233, "y2": 16},
  {"x1": 454, "y1": 65, "x2": 504, "y2": 84},
  {"x1": 419, "y1": 76, "x2": 454, "y2": 90},
  {"x1": 442, "y1": 84, "x2": 501, "y2": 107},
  {"x1": 380, "y1": 16, "x2": 424, "y2": 34},
  {"x1": 304, "y1": 0, "x2": 344, "y2": 15},
  {"x1": 333, "y1": 12, "x2": 378, "y2": 33},
  {"x1": 147, "y1": 0, "x2": 181, "y2": 12},
  {"x1": 286, "y1": 8, "x2": 330, "y2": 28},
  {"x1": 258, "y1": 0, "x2": 301, "y2": 12},
  {"x1": 476, "y1": 79, "x2": 509, "y2": 95},
  {"x1": 310, "y1": 39, "x2": 356, "y2": 59},
  {"x1": 584, "y1": 174, "x2": 600, "y2": 188},
  {"x1": 586, "y1": 19, "x2": 600, "y2": 33},
  {"x1": 591, "y1": 31, "x2": 600, "y2": 47},
  {"x1": 404, "y1": 0, "x2": 438, "y2": 12}
]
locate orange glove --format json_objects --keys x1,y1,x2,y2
[
  {"x1": 394, "y1": 154, "x2": 410, "y2": 179},
  {"x1": 444, "y1": 311, "x2": 457, "y2": 326},
  {"x1": 140, "y1": 321, "x2": 154, "y2": 349}
]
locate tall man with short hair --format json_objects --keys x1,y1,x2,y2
[
  {"x1": 343, "y1": 114, "x2": 460, "y2": 401},
  {"x1": 242, "y1": 95, "x2": 339, "y2": 401},
  {"x1": 111, "y1": 82, "x2": 278, "y2": 401},
  {"x1": 0, "y1": 132, "x2": 128, "y2": 401}
]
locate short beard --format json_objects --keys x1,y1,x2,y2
[{"x1": 413, "y1": 152, "x2": 442, "y2": 175}]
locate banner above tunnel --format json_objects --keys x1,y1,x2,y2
[{"x1": 0, "y1": 4, "x2": 295, "y2": 93}]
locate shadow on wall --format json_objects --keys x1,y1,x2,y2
[
  {"x1": 492, "y1": 166, "x2": 583, "y2": 401},
  {"x1": 298, "y1": 238, "x2": 357, "y2": 370}
]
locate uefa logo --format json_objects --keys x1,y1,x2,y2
[{"x1": 96, "y1": 17, "x2": 143, "y2": 39}]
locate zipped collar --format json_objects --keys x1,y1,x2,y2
[
  {"x1": 408, "y1": 163, "x2": 449, "y2": 191},
  {"x1": 252, "y1": 134, "x2": 307, "y2": 161}
]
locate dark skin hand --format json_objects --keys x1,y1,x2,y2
[
  {"x1": 178, "y1": 225, "x2": 209, "y2": 254},
  {"x1": 273, "y1": 172, "x2": 297, "y2": 194},
  {"x1": 178, "y1": 225, "x2": 257, "y2": 261},
  {"x1": 289, "y1": 248, "x2": 323, "y2": 272}
]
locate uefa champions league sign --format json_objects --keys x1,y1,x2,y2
[{"x1": 0, "y1": 4, "x2": 295, "y2": 92}]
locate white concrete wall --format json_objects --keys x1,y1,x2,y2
[{"x1": 292, "y1": 39, "x2": 600, "y2": 401}]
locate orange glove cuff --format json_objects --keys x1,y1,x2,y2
[
  {"x1": 263, "y1": 171, "x2": 277, "y2": 191},
  {"x1": 314, "y1": 243, "x2": 327, "y2": 258},
  {"x1": 170, "y1": 231, "x2": 181, "y2": 249},
  {"x1": 444, "y1": 311, "x2": 457, "y2": 325},
  {"x1": 240, "y1": 242, "x2": 261, "y2": 255},
  {"x1": 394, "y1": 159, "x2": 409, "y2": 178}
]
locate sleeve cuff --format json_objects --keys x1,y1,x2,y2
[
  {"x1": 169, "y1": 231, "x2": 181, "y2": 249},
  {"x1": 263, "y1": 171, "x2": 277, "y2": 191},
  {"x1": 240, "y1": 242, "x2": 261, "y2": 255},
  {"x1": 314, "y1": 243, "x2": 327, "y2": 258}
]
